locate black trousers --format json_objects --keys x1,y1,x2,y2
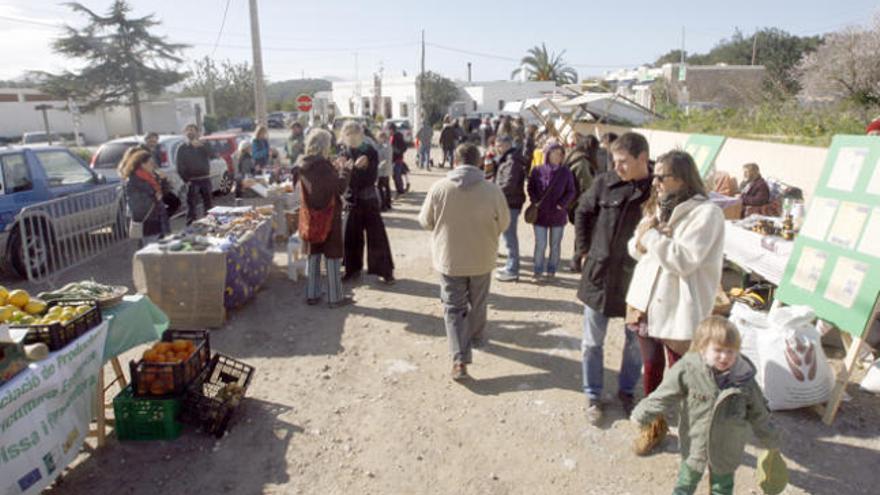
[
  {"x1": 186, "y1": 178, "x2": 213, "y2": 224},
  {"x1": 344, "y1": 204, "x2": 394, "y2": 278},
  {"x1": 377, "y1": 176, "x2": 392, "y2": 210}
]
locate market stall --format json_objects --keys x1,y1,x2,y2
[
  {"x1": 0, "y1": 284, "x2": 169, "y2": 493},
  {"x1": 132, "y1": 207, "x2": 275, "y2": 328},
  {"x1": 724, "y1": 216, "x2": 796, "y2": 286}
]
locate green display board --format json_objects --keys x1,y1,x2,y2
[
  {"x1": 683, "y1": 134, "x2": 726, "y2": 178},
  {"x1": 777, "y1": 135, "x2": 880, "y2": 336}
]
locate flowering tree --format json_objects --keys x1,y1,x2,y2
[{"x1": 797, "y1": 17, "x2": 880, "y2": 106}]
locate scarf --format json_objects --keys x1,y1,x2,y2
[
  {"x1": 134, "y1": 167, "x2": 161, "y2": 194},
  {"x1": 658, "y1": 190, "x2": 695, "y2": 223}
]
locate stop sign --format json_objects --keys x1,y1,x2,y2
[{"x1": 296, "y1": 94, "x2": 313, "y2": 112}]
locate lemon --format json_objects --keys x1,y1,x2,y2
[
  {"x1": 24, "y1": 299, "x2": 47, "y2": 316},
  {"x1": 7, "y1": 289, "x2": 29, "y2": 309},
  {"x1": 76, "y1": 305, "x2": 91, "y2": 315},
  {"x1": 18, "y1": 315, "x2": 35, "y2": 325},
  {"x1": 9, "y1": 310, "x2": 25, "y2": 322},
  {"x1": 0, "y1": 286, "x2": 8, "y2": 305},
  {"x1": 0, "y1": 306, "x2": 13, "y2": 322}
]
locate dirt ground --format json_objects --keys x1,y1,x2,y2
[{"x1": 6, "y1": 147, "x2": 879, "y2": 494}]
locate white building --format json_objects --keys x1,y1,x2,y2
[
  {"x1": 0, "y1": 87, "x2": 207, "y2": 144},
  {"x1": 331, "y1": 77, "x2": 558, "y2": 122}
]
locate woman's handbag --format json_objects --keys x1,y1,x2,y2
[
  {"x1": 129, "y1": 202, "x2": 155, "y2": 240},
  {"x1": 524, "y1": 169, "x2": 564, "y2": 224},
  {"x1": 298, "y1": 185, "x2": 336, "y2": 244}
]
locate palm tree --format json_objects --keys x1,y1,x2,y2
[{"x1": 511, "y1": 43, "x2": 578, "y2": 85}]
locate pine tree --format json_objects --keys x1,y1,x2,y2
[{"x1": 34, "y1": 1, "x2": 187, "y2": 133}]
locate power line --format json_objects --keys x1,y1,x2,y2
[{"x1": 211, "y1": 0, "x2": 232, "y2": 57}]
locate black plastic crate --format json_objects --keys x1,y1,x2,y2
[
  {"x1": 12, "y1": 299, "x2": 102, "y2": 351},
  {"x1": 130, "y1": 329, "x2": 211, "y2": 398},
  {"x1": 180, "y1": 354, "x2": 255, "y2": 437}
]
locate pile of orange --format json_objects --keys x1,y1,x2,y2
[{"x1": 137, "y1": 340, "x2": 198, "y2": 396}]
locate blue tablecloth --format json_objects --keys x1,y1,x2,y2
[
  {"x1": 101, "y1": 294, "x2": 169, "y2": 362},
  {"x1": 222, "y1": 219, "x2": 273, "y2": 309}
]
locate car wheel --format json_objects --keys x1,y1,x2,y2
[
  {"x1": 218, "y1": 171, "x2": 234, "y2": 195},
  {"x1": 9, "y1": 222, "x2": 54, "y2": 279}
]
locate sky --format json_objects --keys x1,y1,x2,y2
[{"x1": 0, "y1": 0, "x2": 878, "y2": 83}]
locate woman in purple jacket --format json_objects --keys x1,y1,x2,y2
[{"x1": 527, "y1": 142, "x2": 576, "y2": 279}]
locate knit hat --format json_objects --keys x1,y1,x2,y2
[
  {"x1": 867, "y1": 117, "x2": 880, "y2": 135},
  {"x1": 543, "y1": 142, "x2": 565, "y2": 165}
]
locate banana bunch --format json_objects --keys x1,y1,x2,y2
[{"x1": 729, "y1": 287, "x2": 767, "y2": 310}]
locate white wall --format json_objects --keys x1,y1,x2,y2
[
  {"x1": 462, "y1": 81, "x2": 557, "y2": 114},
  {"x1": 332, "y1": 77, "x2": 417, "y2": 119}
]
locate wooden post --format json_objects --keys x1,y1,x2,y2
[{"x1": 819, "y1": 294, "x2": 879, "y2": 424}]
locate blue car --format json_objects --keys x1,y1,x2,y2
[{"x1": 0, "y1": 146, "x2": 120, "y2": 277}]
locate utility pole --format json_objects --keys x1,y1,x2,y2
[
  {"x1": 751, "y1": 32, "x2": 759, "y2": 65},
  {"x1": 467, "y1": 62, "x2": 472, "y2": 82},
  {"x1": 417, "y1": 29, "x2": 425, "y2": 130},
  {"x1": 207, "y1": 60, "x2": 216, "y2": 116},
  {"x1": 35, "y1": 105, "x2": 53, "y2": 144},
  {"x1": 249, "y1": 0, "x2": 267, "y2": 126}
]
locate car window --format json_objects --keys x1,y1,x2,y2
[
  {"x1": 163, "y1": 140, "x2": 182, "y2": 167},
  {"x1": 94, "y1": 142, "x2": 137, "y2": 169},
  {"x1": 1, "y1": 153, "x2": 34, "y2": 193},
  {"x1": 35, "y1": 150, "x2": 94, "y2": 186}
]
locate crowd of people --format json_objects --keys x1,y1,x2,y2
[
  {"x1": 114, "y1": 115, "x2": 811, "y2": 493},
  {"x1": 417, "y1": 127, "x2": 785, "y2": 495}
]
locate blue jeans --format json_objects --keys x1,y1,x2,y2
[
  {"x1": 307, "y1": 254, "x2": 343, "y2": 303},
  {"x1": 581, "y1": 305, "x2": 643, "y2": 400},
  {"x1": 500, "y1": 208, "x2": 520, "y2": 275},
  {"x1": 533, "y1": 224, "x2": 563, "y2": 275},
  {"x1": 418, "y1": 143, "x2": 431, "y2": 168}
]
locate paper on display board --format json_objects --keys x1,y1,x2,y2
[
  {"x1": 824, "y1": 257, "x2": 869, "y2": 309},
  {"x1": 827, "y1": 202, "x2": 870, "y2": 250},
  {"x1": 800, "y1": 197, "x2": 839, "y2": 241},
  {"x1": 791, "y1": 246, "x2": 828, "y2": 293},
  {"x1": 856, "y1": 208, "x2": 880, "y2": 258},
  {"x1": 866, "y1": 156, "x2": 880, "y2": 196},
  {"x1": 827, "y1": 147, "x2": 869, "y2": 192}
]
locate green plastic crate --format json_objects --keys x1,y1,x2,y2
[{"x1": 113, "y1": 385, "x2": 182, "y2": 441}]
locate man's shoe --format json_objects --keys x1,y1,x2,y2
[
  {"x1": 341, "y1": 271, "x2": 361, "y2": 283},
  {"x1": 495, "y1": 270, "x2": 518, "y2": 282},
  {"x1": 633, "y1": 416, "x2": 669, "y2": 456},
  {"x1": 328, "y1": 297, "x2": 354, "y2": 309},
  {"x1": 306, "y1": 297, "x2": 321, "y2": 306},
  {"x1": 619, "y1": 392, "x2": 636, "y2": 417},
  {"x1": 586, "y1": 398, "x2": 603, "y2": 425},
  {"x1": 451, "y1": 363, "x2": 468, "y2": 381},
  {"x1": 379, "y1": 275, "x2": 396, "y2": 285}
]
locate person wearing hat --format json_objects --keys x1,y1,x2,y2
[
  {"x1": 867, "y1": 117, "x2": 880, "y2": 136},
  {"x1": 491, "y1": 134, "x2": 528, "y2": 282}
]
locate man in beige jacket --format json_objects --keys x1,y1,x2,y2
[{"x1": 419, "y1": 143, "x2": 510, "y2": 381}]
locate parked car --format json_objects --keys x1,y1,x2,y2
[
  {"x1": 226, "y1": 117, "x2": 255, "y2": 132},
  {"x1": 267, "y1": 112, "x2": 286, "y2": 129},
  {"x1": 90, "y1": 135, "x2": 231, "y2": 204},
  {"x1": 20, "y1": 131, "x2": 85, "y2": 146},
  {"x1": 384, "y1": 119, "x2": 413, "y2": 146},
  {"x1": 202, "y1": 133, "x2": 243, "y2": 184},
  {"x1": 0, "y1": 146, "x2": 119, "y2": 277}
]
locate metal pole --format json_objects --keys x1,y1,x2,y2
[
  {"x1": 36, "y1": 104, "x2": 53, "y2": 145},
  {"x1": 467, "y1": 62, "x2": 472, "y2": 83},
  {"x1": 418, "y1": 29, "x2": 425, "y2": 128},
  {"x1": 751, "y1": 32, "x2": 759, "y2": 66},
  {"x1": 249, "y1": 0, "x2": 267, "y2": 126}
]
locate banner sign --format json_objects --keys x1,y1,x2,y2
[{"x1": 0, "y1": 322, "x2": 108, "y2": 494}]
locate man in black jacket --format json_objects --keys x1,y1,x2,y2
[
  {"x1": 177, "y1": 124, "x2": 214, "y2": 224},
  {"x1": 575, "y1": 132, "x2": 653, "y2": 425},
  {"x1": 490, "y1": 134, "x2": 527, "y2": 282}
]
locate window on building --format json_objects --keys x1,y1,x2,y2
[
  {"x1": 498, "y1": 100, "x2": 505, "y2": 111},
  {"x1": 400, "y1": 102, "x2": 409, "y2": 118}
]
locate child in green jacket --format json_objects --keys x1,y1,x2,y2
[{"x1": 631, "y1": 316, "x2": 783, "y2": 495}]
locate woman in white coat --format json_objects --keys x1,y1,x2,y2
[{"x1": 625, "y1": 150, "x2": 724, "y2": 455}]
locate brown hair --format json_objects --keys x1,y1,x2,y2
[
  {"x1": 691, "y1": 316, "x2": 742, "y2": 352},
  {"x1": 254, "y1": 125, "x2": 268, "y2": 139},
  {"x1": 118, "y1": 149, "x2": 152, "y2": 179},
  {"x1": 642, "y1": 150, "x2": 707, "y2": 218},
  {"x1": 743, "y1": 163, "x2": 761, "y2": 176},
  {"x1": 454, "y1": 143, "x2": 481, "y2": 166},
  {"x1": 610, "y1": 132, "x2": 649, "y2": 159}
]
